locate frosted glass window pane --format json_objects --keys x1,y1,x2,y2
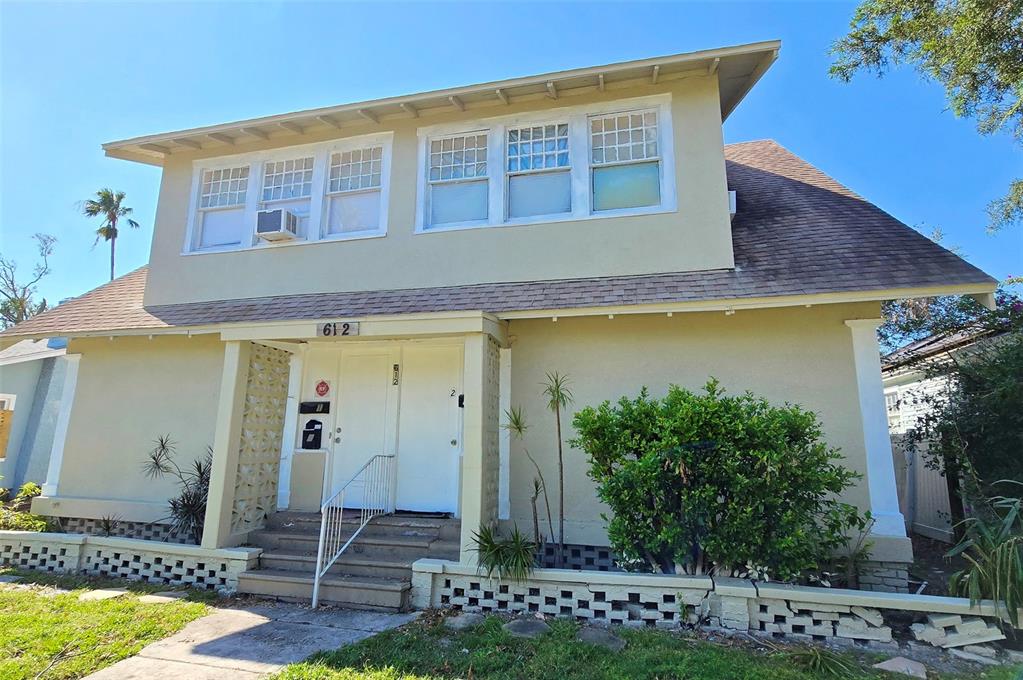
[
  {"x1": 430, "y1": 180, "x2": 488, "y2": 226},
  {"x1": 590, "y1": 111, "x2": 658, "y2": 164},
  {"x1": 508, "y1": 170, "x2": 571, "y2": 218},
  {"x1": 327, "y1": 190, "x2": 381, "y2": 234},
  {"x1": 329, "y1": 147, "x2": 383, "y2": 193},
  {"x1": 200, "y1": 166, "x2": 248, "y2": 208},
  {"x1": 262, "y1": 156, "x2": 314, "y2": 201},
  {"x1": 592, "y1": 161, "x2": 660, "y2": 211},
  {"x1": 199, "y1": 207, "x2": 244, "y2": 248}
]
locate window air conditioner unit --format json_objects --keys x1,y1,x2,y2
[{"x1": 256, "y1": 209, "x2": 299, "y2": 242}]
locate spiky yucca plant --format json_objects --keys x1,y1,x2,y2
[
  {"x1": 142, "y1": 435, "x2": 213, "y2": 544},
  {"x1": 948, "y1": 489, "x2": 1023, "y2": 628},
  {"x1": 470, "y1": 524, "x2": 537, "y2": 582}
]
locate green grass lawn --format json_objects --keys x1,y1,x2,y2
[
  {"x1": 0, "y1": 569, "x2": 212, "y2": 680},
  {"x1": 275, "y1": 614, "x2": 1021, "y2": 680}
]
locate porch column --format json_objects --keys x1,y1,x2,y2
[
  {"x1": 458, "y1": 333, "x2": 501, "y2": 563},
  {"x1": 845, "y1": 319, "x2": 907, "y2": 537},
  {"x1": 40, "y1": 354, "x2": 81, "y2": 497},
  {"x1": 202, "y1": 340, "x2": 251, "y2": 550}
]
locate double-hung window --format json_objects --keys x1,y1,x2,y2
[
  {"x1": 506, "y1": 123, "x2": 571, "y2": 218},
  {"x1": 260, "y1": 155, "x2": 314, "y2": 236},
  {"x1": 589, "y1": 110, "x2": 661, "y2": 212},
  {"x1": 326, "y1": 145, "x2": 383, "y2": 235},
  {"x1": 196, "y1": 165, "x2": 249, "y2": 248},
  {"x1": 427, "y1": 132, "x2": 489, "y2": 227}
]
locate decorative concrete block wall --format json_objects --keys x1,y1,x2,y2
[
  {"x1": 0, "y1": 530, "x2": 260, "y2": 592},
  {"x1": 57, "y1": 517, "x2": 192, "y2": 545},
  {"x1": 412, "y1": 560, "x2": 1016, "y2": 650}
]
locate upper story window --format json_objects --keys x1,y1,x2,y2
[
  {"x1": 262, "y1": 157, "x2": 314, "y2": 201},
  {"x1": 185, "y1": 132, "x2": 392, "y2": 253},
  {"x1": 427, "y1": 132, "x2": 489, "y2": 226},
  {"x1": 326, "y1": 146, "x2": 384, "y2": 235},
  {"x1": 590, "y1": 111, "x2": 660, "y2": 212},
  {"x1": 196, "y1": 165, "x2": 250, "y2": 248},
  {"x1": 416, "y1": 94, "x2": 675, "y2": 232},
  {"x1": 506, "y1": 123, "x2": 570, "y2": 219}
]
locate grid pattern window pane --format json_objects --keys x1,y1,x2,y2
[
  {"x1": 329, "y1": 147, "x2": 382, "y2": 193},
  {"x1": 507, "y1": 124, "x2": 569, "y2": 172},
  {"x1": 262, "y1": 157, "x2": 314, "y2": 201},
  {"x1": 429, "y1": 134, "x2": 487, "y2": 181},
  {"x1": 200, "y1": 166, "x2": 249, "y2": 208},
  {"x1": 590, "y1": 111, "x2": 658, "y2": 165}
]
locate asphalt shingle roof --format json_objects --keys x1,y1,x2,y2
[{"x1": 2, "y1": 140, "x2": 996, "y2": 338}]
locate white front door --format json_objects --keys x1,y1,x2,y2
[
  {"x1": 328, "y1": 347, "x2": 398, "y2": 507},
  {"x1": 395, "y1": 344, "x2": 462, "y2": 513}
]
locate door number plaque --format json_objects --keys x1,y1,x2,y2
[{"x1": 319, "y1": 321, "x2": 360, "y2": 337}]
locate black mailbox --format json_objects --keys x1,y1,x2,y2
[
  {"x1": 299, "y1": 401, "x2": 330, "y2": 414},
  {"x1": 301, "y1": 419, "x2": 323, "y2": 450}
]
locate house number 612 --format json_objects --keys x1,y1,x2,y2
[{"x1": 319, "y1": 321, "x2": 359, "y2": 337}]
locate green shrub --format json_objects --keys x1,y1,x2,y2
[
  {"x1": 570, "y1": 380, "x2": 867, "y2": 581},
  {"x1": 0, "y1": 481, "x2": 49, "y2": 531}
]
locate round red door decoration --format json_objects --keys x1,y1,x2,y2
[{"x1": 315, "y1": 380, "x2": 330, "y2": 397}]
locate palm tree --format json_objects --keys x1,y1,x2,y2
[{"x1": 82, "y1": 189, "x2": 139, "y2": 281}]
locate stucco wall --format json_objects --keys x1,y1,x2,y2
[
  {"x1": 0, "y1": 359, "x2": 41, "y2": 485},
  {"x1": 143, "y1": 75, "x2": 733, "y2": 307},
  {"x1": 51, "y1": 335, "x2": 224, "y2": 518},
  {"x1": 503, "y1": 302, "x2": 879, "y2": 546}
]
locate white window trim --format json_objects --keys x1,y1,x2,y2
[
  {"x1": 0, "y1": 393, "x2": 16, "y2": 411},
  {"x1": 182, "y1": 131, "x2": 393, "y2": 254},
  {"x1": 414, "y1": 93, "x2": 676, "y2": 234}
]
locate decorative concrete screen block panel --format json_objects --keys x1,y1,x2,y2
[
  {"x1": 58, "y1": 517, "x2": 192, "y2": 545},
  {"x1": 0, "y1": 532, "x2": 84, "y2": 572},
  {"x1": 483, "y1": 337, "x2": 501, "y2": 526},
  {"x1": 414, "y1": 559, "x2": 713, "y2": 629},
  {"x1": 412, "y1": 560, "x2": 1020, "y2": 648},
  {"x1": 539, "y1": 543, "x2": 620, "y2": 572},
  {"x1": 0, "y1": 530, "x2": 260, "y2": 592},
  {"x1": 230, "y1": 343, "x2": 290, "y2": 536}
]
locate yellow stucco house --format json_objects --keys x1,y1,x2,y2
[{"x1": 1, "y1": 41, "x2": 997, "y2": 608}]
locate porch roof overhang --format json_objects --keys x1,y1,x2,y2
[{"x1": 101, "y1": 41, "x2": 780, "y2": 166}]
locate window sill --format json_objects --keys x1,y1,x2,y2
[
  {"x1": 180, "y1": 230, "x2": 386, "y2": 256},
  {"x1": 415, "y1": 203, "x2": 677, "y2": 235}
]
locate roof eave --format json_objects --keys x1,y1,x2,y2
[{"x1": 102, "y1": 40, "x2": 781, "y2": 167}]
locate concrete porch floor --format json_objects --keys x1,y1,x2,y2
[{"x1": 86, "y1": 600, "x2": 419, "y2": 679}]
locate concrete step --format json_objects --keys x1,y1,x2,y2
[
  {"x1": 250, "y1": 531, "x2": 460, "y2": 562},
  {"x1": 267, "y1": 512, "x2": 461, "y2": 541},
  {"x1": 236, "y1": 569, "x2": 410, "y2": 612},
  {"x1": 259, "y1": 551, "x2": 412, "y2": 580}
]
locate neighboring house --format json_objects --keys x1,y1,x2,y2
[
  {"x1": 0, "y1": 41, "x2": 997, "y2": 601},
  {"x1": 0, "y1": 338, "x2": 68, "y2": 493},
  {"x1": 883, "y1": 327, "x2": 1006, "y2": 542}
]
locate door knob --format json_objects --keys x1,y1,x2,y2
[
  {"x1": 451, "y1": 439, "x2": 458, "y2": 446},
  {"x1": 334, "y1": 437, "x2": 341, "y2": 443}
]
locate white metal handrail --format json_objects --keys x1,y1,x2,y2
[{"x1": 312, "y1": 453, "x2": 395, "y2": 608}]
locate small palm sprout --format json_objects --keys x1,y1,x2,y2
[
  {"x1": 503, "y1": 406, "x2": 554, "y2": 547},
  {"x1": 542, "y1": 371, "x2": 573, "y2": 567}
]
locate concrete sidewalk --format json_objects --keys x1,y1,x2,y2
[{"x1": 87, "y1": 601, "x2": 419, "y2": 679}]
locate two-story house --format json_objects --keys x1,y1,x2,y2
[{"x1": 2, "y1": 41, "x2": 997, "y2": 606}]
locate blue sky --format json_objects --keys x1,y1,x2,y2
[{"x1": 1, "y1": 1, "x2": 1020, "y2": 305}]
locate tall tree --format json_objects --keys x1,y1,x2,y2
[
  {"x1": 0, "y1": 234, "x2": 57, "y2": 329},
  {"x1": 82, "y1": 189, "x2": 140, "y2": 281},
  {"x1": 830, "y1": 0, "x2": 1023, "y2": 232}
]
